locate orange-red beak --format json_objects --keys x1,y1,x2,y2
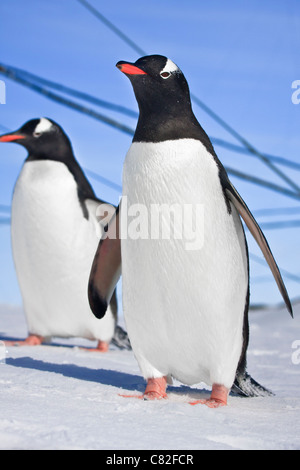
[
  {"x1": 0, "y1": 134, "x2": 26, "y2": 142},
  {"x1": 116, "y1": 62, "x2": 147, "y2": 76}
]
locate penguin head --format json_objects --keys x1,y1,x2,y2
[
  {"x1": 116, "y1": 55, "x2": 191, "y2": 115},
  {"x1": 0, "y1": 118, "x2": 73, "y2": 161},
  {"x1": 116, "y1": 55, "x2": 202, "y2": 143}
]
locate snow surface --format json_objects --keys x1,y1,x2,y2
[{"x1": 0, "y1": 302, "x2": 299, "y2": 450}]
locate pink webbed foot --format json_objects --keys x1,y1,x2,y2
[
  {"x1": 5, "y1": 334, "x2": 44, "y2": 347},
  {"x1": 96, "y1": 340, "x2": 109, "y2": 352},
  {"x1": 81, "y1": 340, "x2": 109, "y2": 353},
  {"x1": 143, "y1": 376, "x2": 168, "y2": 400},
  {"x1": 119, "y1": 376, "x2": 168, "y2": 400},
  {"x1": 190, "y1": 384, "x2": 229, "y2": 408}
]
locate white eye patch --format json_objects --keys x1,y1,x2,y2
[
  {"x1": 160, "y1": 58, "x2": 181, "y2": 79},
  {"x1": 34, "y1": 118, "x2": 53, "y2": 136}
]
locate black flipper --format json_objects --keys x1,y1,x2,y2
[
  {"x1": 224, "y1": 179, "x2": 293, "y2": 317},
  {"x1": 88, "y1": 206, "x2": 121, "y2": 319},
  {"x1": 231, "y1": 371, "x2": 274, "y2": 397},
  {"x1": 111, "y1": 325, "x2": 131, "y2": 350}
]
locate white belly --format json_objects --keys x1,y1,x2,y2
[
  {"x1": 11, "y1": 160, "x2": 114, "y2": 341},
  {"x1": 121, "y1": 139, "x2": 248, "y2": 389}
]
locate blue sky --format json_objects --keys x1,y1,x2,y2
[{"x1": 0, "y1": 0, "x2": 299, "y2": 308}]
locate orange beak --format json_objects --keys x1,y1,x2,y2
[
  {"x1": 116, "y1": 62, "x2": 147, "y2": 75},
  {"x1": 0, "y1": 134, "x2": 26, "y2": 142}
]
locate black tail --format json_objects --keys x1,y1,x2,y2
[
  {"x1": 111, "y1": 325, "x2": 131, "y2": 350},
  {"x1": 231, "y1": 371, "x2": 274, "y2": 397}
]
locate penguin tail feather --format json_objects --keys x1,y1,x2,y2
[
  {"x1": 111, "y1": 325, "x2": 132, "y2": 350},
  {"x1": 231, "y1": 371, "x2": 274, "y2": 397}
]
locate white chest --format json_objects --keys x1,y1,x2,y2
[
  {"x1": 12, "y1": 160, "x2": 83, "y2": 241},
  {"x1": 10, "y1": 160, "x2": 113, "y2": 339},
  {"x1": 121, "y1": 139, "x2": 248, "y2": 387},
  {"x1": 122, "y1": 139, "x2": 229, "y2": 243}
]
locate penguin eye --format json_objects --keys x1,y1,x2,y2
[
  {"x1": 160, "y1": 71, "x2": 171, "y2": 79},
  {"x1": 33, "y1": 131, "x2": 42, "y2": 138}
]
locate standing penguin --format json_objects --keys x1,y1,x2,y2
[
  {"x1": 0, "y1": 118, "x2": 129, "y2": 351},
  {"x1": 88, "y1": 55, "x2": 293, "y2": 406}
]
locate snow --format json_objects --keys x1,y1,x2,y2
[{"x1": 0, "y1": 302, "x2": 299, "y2": 450}]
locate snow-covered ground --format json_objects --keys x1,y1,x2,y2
[{"x1": 0, "y1": 302, "x2": 299, "y2": 450}]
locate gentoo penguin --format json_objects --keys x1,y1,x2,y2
[
  {"x1": 0, "y1": 118, "x2": 130, "y2": 351},
  {"x1": 88, "y1": 55, "x2": 293, "y2": 406}
]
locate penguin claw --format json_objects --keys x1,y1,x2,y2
[
  {"x1": 143, "y1": 391, "x2": 167, "y2": 401},
  {"x1": 118, "y1": 393, "x2": 143, "y2": 399},
  {"x1": 190, "y1": 383, "x2": 228, "y2": 408},
  {"x1": 119, "y1": 377, "x2": 168, "y2": 401},
  {"x1": 118, "y1": 392, "x2": 167, "y2": 401},
  {"x1": 189, "y1": 399, "x2": 226, "y2": 408}
]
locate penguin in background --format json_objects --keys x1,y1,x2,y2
[
  {"x1": 0, "y1": 118, "x2": 130, "y2": 351},
  {"x1": 88, "y1": 55, "x2": 293, "y2": 406}
]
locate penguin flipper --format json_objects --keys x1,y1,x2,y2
[
  {"x1": 111, "y1": 325, "x2": 132, "y2": 350},
  {"x1": 225, "y1": 183, "x2": 293, "y2": 317},
  {"x1": 88, "y1": 206, "x2": 121, "y2": 319},
  {"x1": 231, "y1": 371, "x2": 274, "y2": 397}
]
